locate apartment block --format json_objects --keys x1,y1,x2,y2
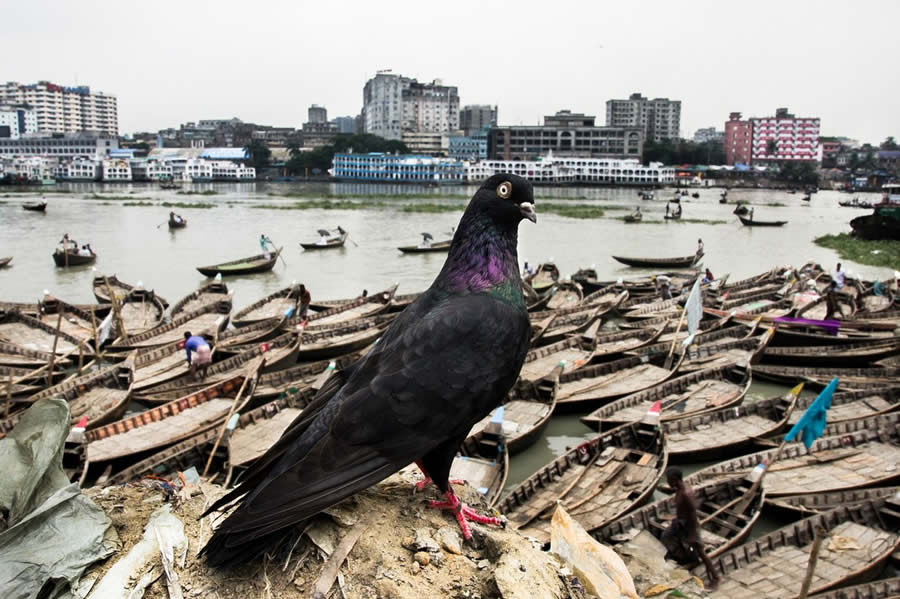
[{"x1": 0, "y1": 81, "x2": 118, "y2": 135}]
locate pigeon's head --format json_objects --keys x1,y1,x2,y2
[{"x1": 470, "y1": 174, "x2": 536, "y2": 228}]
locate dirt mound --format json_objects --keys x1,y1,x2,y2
[{"x1": 81, "y1": 470, "x2": 585, "y2": 599}]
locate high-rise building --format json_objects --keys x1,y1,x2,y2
[
  {"x1": 308, "y1": 104, "x2": 327, "y2": 124},
  {"x1": 362, "y1": 71, "x2": 459, "y2": 141},
  {"x1": 693, "y1": 127, "x2": 723, "y2": 144},
  {"x1": 489, "y1": 110, "x2": 643, "y2": 160},
  {"x1": 724, "y1": 108, "x2": 821, "y2": 165},
  {"x1": 724, "y1": 112, "x2": 752, "y2": 165},
  {"x1": 331, "y1": 116, "x2": 357, "y2": 134},
  {"x1": 0, "y1": 103, "x2": 37, "y2": 139},
  {"x1": 749, "y1": 108, "x2": 820, "y2": 163},
  {"x1": 459, "y1": 105, "x2": 497, "y2": 135},
  {"x1": 0, "y1": 81, "x2": 118, "y2": 135},
  {"x1": 605, "y1": 93, "x2": 681, "y2": 142}
]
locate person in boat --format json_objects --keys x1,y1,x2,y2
[
  {"x1": 656, "y1": 275, "x2": 672, "y2": 300},
  {"x1": 316, "y1": 230, "x2": 330, "y2": 246},
  {"x1": 661, "y1": 468, "x2": 720, "y2": 590},
  {"x1": 170, "y1": 211, "x2": 184, "y2": 224},
  {"x1": 665, "y1": 203, "x2": 670, "y2": 217},
  {"x1": 696, "y1": 238, "x2": 704, "y2": 257},
  {"x1": 417, "y1": 233, "x2": 433, "y2": 249},
  {"x1": 676, "y1": 204, "x2": 682, "y2": 217},
  {"x1": 298, "y1": 284, "x2": 311, "y2": 320},
  {"x1": 183, "y1": 331, "x2": 212, "y2": 379},
  {"x1": 831, "y1": 262, "x2": 845, "y2": 290},
  {"x1": 824, "y1": 281, "x2": 841, "y2": 320},
  {"x1": 749, "y1": 207, "x2": 754, "y2": 221},
  {"x1": 336, "y1": 225, "x2": 347, "y2": 238},
  {"x1": 523, "y1": 261, "x2": 537, "y2": 277},
  {"x1": 631, "y1": 206, "x2": 642, "y2": 219},
  {"x1": 702, "y1": 268, "x2": 714, "y2": 284},
  {"x1": 78, "y1": 244, "x2": 91, "y2": 257},
  {"x1": 259, "y1": 233, "x2": 274, "y2": 259},
  {"x1": 361, "y1": 289, "x2": 368, "y2": 298}
]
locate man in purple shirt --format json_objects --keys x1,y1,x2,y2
[{"x1": 183, "y1": 331, "x2": 212, "y2": 378}]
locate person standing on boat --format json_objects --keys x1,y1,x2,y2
[
  {"x1": 656, "y1": 275, "x2": 672, "y2": 300},
  {"x1": 696, "y1": 238, "x2": 704, "y2": 257},
  {"x1": 749, "y1": 207, "x2": 754, "y2": 221},
  {"x1": 259, "y1": 234, "x2": 274, "y2": 259},
  {"x1": 298, "y1": 284, "x2": 311, "y2": 321},
  {"x1": 183, "y1": 331, "x2": 212, "y2": 379},
  {"x1": 832, "y1": 263, "x2": 845, "y2": 290},
  {"x1": 661, "y1": 468, "x2": 720, "y2": 589}
]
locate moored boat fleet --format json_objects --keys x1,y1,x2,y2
[{"x1": 2, "y1": 257, "x2": 899, "y2": 593}]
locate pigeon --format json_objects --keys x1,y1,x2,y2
[{"x1": 201, "y1": 174, "x2": 537, "y2": 567}]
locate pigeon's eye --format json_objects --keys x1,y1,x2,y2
[{"x1": 497, "y1": 181, "x2": 512, "y2": 199}]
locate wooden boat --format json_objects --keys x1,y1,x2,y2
[
  {"x1": 452, "y1": 415, "x2": 509, "y2": 508},
  {"x1": 611, "y1": 253, "x2": 702, "y2": 268},
  {"x1": 196, "y1": 248, "x2": 282, "y2": 276},
  {"x1": 1, "y1": 362, "x2": 134, "y2": 438},
  {"x1": 137, "y1": 332, "x2": 299, "y2": 404},
  {"x1": 581, "y1": 364, "x2": 751, "y2": 431},
  {"x1": 526, "y1": 263, "x2": 560, "y2": 293},
  {"x1": 519, "y1": 334, "x2": 594, "y2": 384},
  {"x1": 766, "y1": 486, "x2": 900, "y2": 519},
  {"x1": 535, "y1": 302, "x2": 614, "y2": 347},
  {"x1": 85, "y1": 374, "x2": 255, "y2": 464},
  {"x1": 299, "y1": 285, "x2": 397, "y2": 327},
  {"x1": 784, "y1": 386, "x2": 900, "y2": 429},
  {"x1": 215, "y1": 317, "x2": 284, "y2": 351},
  {"x1": 0, "y1": 257, "x2": 11, "y2": 267},
  {"x1": 168, "y1": 214, "x2": 187, "y2": 229},
  {"x1": 623, "y1": 212, "x2": 643, "y2": 223},
  {"x1": 387, "y1": 292, "x2": 419, "y2": 313},
  {"x1": 738, "y1": 215, "x2": 787, "y2": 227},
  {"x1": 763, "y1": 337, "x2": 900, "y2": 366},
  {"x1": 0, "y1": 340, "x2": 72, "y2": 369},
  {"x1": 397, "y1": 239, "x2": 452, "y2": 253},
  {"x1": 595, "y1": 476, "x2": 765, "y2": 560},
  {"x1": 808, "y1": 577, "x2": 900, "y2": 599},
  {"x1": 169, "y1": 280, "x2": 230, "y2": 318},
  {"x1": 0, "y1": 364, "x2": 68, "y2": 398},
  {"x1": 581, "y1": 284, "x2": 628, "y2": 308},
  {"x1": 292, "y1": 320, "x2": 385, "y2": 361},
  {"x1": 131, "y1": 342, "x2": 195, "y2": 392},
  {"x1": 252, "y1": 353, "x2": 361, "y2": 402},
  {"x1": 108, "y1": 299, "x2": 231, "y2": 350},
  {"x1": 33, "y1": 296, "x2": 106, "y2": 347},
  {"x1": 22, "y1": 201, "x2": 47, "y2": 212},
  {"x1": 232, "y1": 284, "x2": 301, "y2": 327},
  {"x1": 592, "y1": 323, "x2": 666, "y2": 359},
  {"x1": 554, "y1": 350, "x2": 685, "y2": 411},
  {"x1": 498, "y1": 418, "x2": 666, "y2": 545},
  {"x1": 622, "y1": 297, "x2": 682, "y2": 321},
  {"x1": 52, "y1": 248, "x2": 96, "y2": 267},
  {"x1": 469, "y1": 372, "x2": 558, "y2": 455},
  {"x1": 92, "y1": 275, "x2": 169, "y2": 309},
  {"x1": 0, "y1": 309, "x2": 87, "y2": 355},
  {"x1": 703, "y1": 499, "x2": 900, "y2": 598},
  {"x1": 753, "y1": 364, "x2": 900, "y2": 390},
  {"x1": 660, "y1": 385, "x2": 799, "y2": 462},
  {"x1": 545, "y1": 280, "x2": 583, "y2": 311},
  {"x1": 111, "y1": 289, "x2": 168, "y2": 340},
  {"x1": 300, "y1": 229, "x2": 348, "y2": 250},
  {"x1": 684, "y1": 412, "x2": 900, "y2": 495},
  {"x1": 303, "y1": 312, "x2": 396, "y2": 334}
]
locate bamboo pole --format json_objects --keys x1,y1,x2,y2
[
  {"x1": 201, "y1": 356, "x2": 265, "y2": 477},
  {"x1": 798, "y1": 524, "x2": 827, "y2": 599},
  {"x1": 665, "y1": 307, "x2": 687, "y2": 368},
  {"x1": 46, "y1": 311, "x2": 63, "y2": 387}
]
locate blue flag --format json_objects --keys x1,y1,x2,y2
[{"x1": 784, "y1": 378, "x2": 837, "y2": 449}]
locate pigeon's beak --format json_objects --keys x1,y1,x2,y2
[{"x1": 519, "y1": 202, "x2": 537, "y2": 223}]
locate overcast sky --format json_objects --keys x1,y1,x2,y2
[{"x1": 5, "y1": 0, "x2": 898, "y2": 143}]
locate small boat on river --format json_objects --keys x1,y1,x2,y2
[
  {"x1": 397, "y1": 232, "x2": 452, "y2": 253},
  {"x1": 300, "y1": 228, "x2": 348, "y2": 250},
  {"x1": 612, "y1": 253, "x2": 702, "y2": 268},
  {"x1": 196, "y1": 248, "x2": 282, "y2": 277},
  {"x1": 738, "y1": 215, "x2": 787, "y2": 227}
]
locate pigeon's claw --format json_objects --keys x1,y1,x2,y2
[
  {"x1": 427, "y1": 490, "x2": 505, "y2": 540},
  {"x1": 413, "y1": 476, "x2": 433, "y2": 493}
]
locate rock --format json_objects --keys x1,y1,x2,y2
[
  {"x1": 408, "y1": 528, "x2": 441, "y2": 553},
  {"x1": 414, "y1": 552, "x2": 431, "y2": 567},
  {"x1": 436, "y1": 527, "x2": 462, "y2": 555}
]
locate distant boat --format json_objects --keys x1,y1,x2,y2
[
  {"x1": 612, "y1": 253, "x2": 702, "y2": 268},
  {"x1": 196, "y1": 248, "x2": 282, "y2": 277},
  {"x1": 398, "y1": 232, "x2": 451, "y2": 253},
  {"x1": 22, "y1": 201, "x2": 47, "y2": 212},
  {"x1": 0, "y1": 257, "x2": 12, "y2": 268},
  {"x1": 733, "y1": 204, "x2": 749, "y2": 216},
  {"x1": 300, "y1": 228, "x2": 349, "y2": 250},
  {"x1": 691, "y1": 192, "x2": 700, "y2": 198},
  {"x1": 623, "y1": 212, "x2": 643, "y2": 223},
  {"x1": 53, "y1": 248, "x2": 96, "y2": 267},
  {"x1": 168, "y1": 214, "x2": 187, "y2": 229},
  {"x1": 159, "y1": 181, "x2": 180, "y2": 190},
  {"x1": 738, "y1": 215, "x2": 787, "y2": 227}
]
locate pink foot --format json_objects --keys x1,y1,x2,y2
[
  {"x1": 427, "y1": 490, "x2": 505, "y2": 540},
  {"x1": 413, "y1": 476, "x2": 465, "y2": 493}
]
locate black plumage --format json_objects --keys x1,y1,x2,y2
[{"x1": 201, "y1": 174, "x2": 536, "y2": 567}]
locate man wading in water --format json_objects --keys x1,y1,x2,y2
[{"x1": 661, "y1": 468, "x2": 720, "y2": 589}]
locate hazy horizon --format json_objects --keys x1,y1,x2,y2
[{"x1": 5, "y1": 0, "x2": 898, "y2": 143}]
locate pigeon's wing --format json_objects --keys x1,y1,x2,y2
[{"x1": 207, "y1": 292, "x2": 529, "y2": 542}]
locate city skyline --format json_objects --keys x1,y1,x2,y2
[{"x1": 4, "y1": 0, "x2": 898, "y2": 143}]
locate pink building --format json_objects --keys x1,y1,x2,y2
[
  {"x1": 724, "y1": 112, "x2": 752, "y2": 165},
  {"x1": 750, "y1": 108, "x2": 820, "y2": 163}
]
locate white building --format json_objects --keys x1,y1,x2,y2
[
  {"x1": 130, "y1": 159, "x2": 175, "y2": 181},
  {"x1": 401, "y1": 131, "x2": 450, "y2": 156},
  {"x1": 183, "y1": 158, "x2": 213, "y2": 182},
  {"x1": 363, "y1": 71, "x2": 459, "y2": 141},
  {"x1": 606, "y1": 93, "x2": 681, "y2": 142},
  {"x1": 0, "y1": 132, "x2": 118, "y2": 158},
  {"x1": 0, "y1": 104, "x2": 38, "y2": 139},
  {"x1": 0, "y1": 81, "x2": 118, "y2": 135},
  {"x1": 55, "y1": 157, "x2": 99, "y2": 181},
  {"x1": 101, "y1": 159, "x2": 132, "y2": 181},
  {"x1": 464, "y1": 154, "x2": 675, "y2": 186},
  {"x1": 209, "y1": 160, "x2": 255, "y2": 180},
  {"x1": 6, "y1": 156, "x2": 55, "y2": 182}
]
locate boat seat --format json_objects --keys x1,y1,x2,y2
[{"x1": 695, "y1": 510, "x2": 743, "y2": 533}]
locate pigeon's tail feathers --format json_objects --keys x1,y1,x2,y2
[{"x1": 202, "y1": 524, "x2": 295, "y2": 569}]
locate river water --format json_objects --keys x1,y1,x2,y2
[{"x1": 0, "y1": 182, "x2": 894, "y2": 529}]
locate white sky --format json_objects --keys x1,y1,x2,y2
[{"x1": 5, "y1": 0, "x2": 898, "y2": 143}]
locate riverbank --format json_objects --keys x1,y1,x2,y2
[{"x1": 813, "y1": 233, "x2": 900, "y2": 269}]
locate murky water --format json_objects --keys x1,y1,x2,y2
[{"x1": 0, "y1": 182, "x2": 892, "y2": 533}]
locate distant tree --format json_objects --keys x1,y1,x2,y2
[
  {"x1": 641, "y1": 139, "x2": 725, "y2": 165},
  {"x1": 243, "y1": 140, "x2": 271, "y2": 170},
  {"x1": 286, "y1": 134, "x2": 410, "y2": 175},
  {"x1": 880, "y1": 136, "x2": 898, "y2": 151}
]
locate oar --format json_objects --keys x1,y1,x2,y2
[{"x1": 346, "y1": 233, "x2": 359, "y2": 247}]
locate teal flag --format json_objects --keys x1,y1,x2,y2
[{"x1": 784, "y1": 378, "x2": 837, "y2": 449}]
